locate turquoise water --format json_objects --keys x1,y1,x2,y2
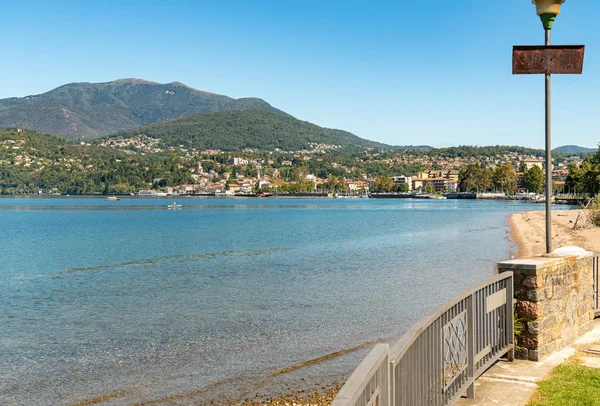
[{"x1": 0, "y1": 197, "x2": 555, "y2": 404}]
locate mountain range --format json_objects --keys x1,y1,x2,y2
[
  {"x1": 0, "y1": 79, "x2": 596, "y2": 153},
  {"x1": 0, "y1": 79, "x2": 285, "y2": 140},
  {"x1": 552, "y1": 145, "x2": 597, "y2": 154}
]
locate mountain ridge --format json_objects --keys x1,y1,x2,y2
[
  {"x1": 553, "y1": 145, "x2": 596, "y2": 154},
  {"x1": 0, "y1": 79, "x2": 286, "y2": 140},
  {"x1": 107, "y1": 109, "x2": 390, "y2": 151}
]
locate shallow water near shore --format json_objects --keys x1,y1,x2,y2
[{"x1": 0, "y1": 197, "x2": 567, "y2": 404}]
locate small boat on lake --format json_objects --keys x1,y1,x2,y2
[
  {"x1": 167, "y1": 202, "x2": 182, "y2": 210},
  {"x1": 104, "y1": 196, "x2": 120, "y2": 201}
]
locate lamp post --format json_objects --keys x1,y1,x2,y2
[
  {"x1": 533, "y1": 0, "x2": 563, "y2": 254},
  {"x1": 514, "y1": 2, "x2": 583, "y2": 253}
]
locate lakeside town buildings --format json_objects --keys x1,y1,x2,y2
[{"x1": 2, "y1": 134, "x2": 590, "y2": 195}]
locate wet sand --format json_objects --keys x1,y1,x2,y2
[{"x1": 509, "y1": 209, "x2": 600, "y2": 257}]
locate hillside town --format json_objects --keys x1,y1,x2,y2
[
  {"x1": 95, "y1": 136, "x2": 587, "y2": 196},
  {"x1": 1, "y1": 130, "x2": 594, "y2": 196}
]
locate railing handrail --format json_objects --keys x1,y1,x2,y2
[
  {"x1": 390, "y1": 272, "x2": 513, "y2": 363},
  {"x1": 332, "y1": 343, "x2": 389, "y2": 406},
  {"x1": 333, "y1": 271, "x2": 514, "y2": 405},
  {"x1": 593, "y1": 253, "x2": 599, "y2": 318}
]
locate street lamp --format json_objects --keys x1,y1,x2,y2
[
  {"x1": 533, "y1": 0, "x2": 564, "y2": 26},
  {"x1": 514, "y1": 1, "x2": 584, "y2": 253},
  {"x1": 533, "y1": 0, "x2": 565, "y2": 253},
  {"x1": 534, "y1": 0, "x2": 563, "y2": 253}
]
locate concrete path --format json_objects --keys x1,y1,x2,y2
[{"x1": 456, "y1": 318, "x2": 600, "y2": 406}]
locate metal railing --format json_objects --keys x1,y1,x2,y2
[
  {"x1": 332, "y1": 272, "x2": 514, "y2": 406},
  {"x1": 594, "y1": 253, "x2": 599, "y2": 318},
  {"x1": 332, "y1": 344, "x2": 390, "y2": 406}
]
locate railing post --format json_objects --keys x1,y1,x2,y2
[
  {"x1": 466, "y1": 294, "x2": 475, "y2": 399},
  {"x1": 507, "y1": 273, "x2": 515, "y2": 361},
  {"x1": 594, "y1": 254, "x2": 599, "y2": 318},
  {"x1": 382, "y1": 354, "x2": 390, "y2": 406}
]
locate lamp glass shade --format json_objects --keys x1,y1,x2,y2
[{"x1": 532, "y1": 0, "x2": 565, "y2": 16}]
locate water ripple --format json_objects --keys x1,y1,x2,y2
[{"x1": 52, "y1": 247, "x2": 294, "y2": 279}]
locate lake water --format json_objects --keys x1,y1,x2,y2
[{"x1": 0, "y1": 197, "x2": 556, "y2": 405}]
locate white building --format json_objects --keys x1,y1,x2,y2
[
  {"x1": 447, "y1": 180, "x2": 458, "y2": 192},
  {"x1": 392, "y1": 175, "x2": 413, "y2": 191},
  {"x1": 228, "y1": 157, "x2": 249, "y2": 166}
]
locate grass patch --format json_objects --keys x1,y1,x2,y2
[{"x1": 527, "y1": 357, "x2": 600, "y2": 406}]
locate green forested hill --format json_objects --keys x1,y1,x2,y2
[
  {"x1": 0, "y1": 79, "x2": 285, "y2": 140},
  {"x1": 0, "y1": 129, "x2": 194, "y2": 194},
  {"x1": 109, "y1": 109, "x2": 389, "y2": 151},
  {"x1": 553, "y1": 145, "x2": 597, "y2": 154}
]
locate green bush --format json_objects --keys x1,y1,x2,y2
[
  {"x1": 588, "y1": 194, "x2": 600, "y2": 226},
  {"x1": 514, "y1": 311, "x2": 525, "y2": 352}
]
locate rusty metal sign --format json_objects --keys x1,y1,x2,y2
[{"x1": 513, "y1": 45, "x2": 585, "y2": 74}]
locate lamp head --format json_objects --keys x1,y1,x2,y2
[{"x1": 532, "y1": 0, "x2": 565, "y2": 29}]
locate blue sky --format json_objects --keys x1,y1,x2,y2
[{"x1": 1, "y1": 0, "x2": 598, "y2": 148}]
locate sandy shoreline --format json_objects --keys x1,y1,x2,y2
[{"x1": 509, "y1": 209, "x2": 600, "y2": 257}]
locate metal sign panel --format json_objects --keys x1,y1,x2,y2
[
  {"x1": 486, "y1": 289, "x2": 507, "y2": 313},
  {"x1": 513, "y1": 45, "x2": 585, "y2": 75}
]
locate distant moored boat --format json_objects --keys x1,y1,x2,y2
[
  {"x1": 215, "y1": 190, "x2": 235, "y2": 197},
  {"x1": 167, "y1": 202, "x2": 182, "y2": 210}
]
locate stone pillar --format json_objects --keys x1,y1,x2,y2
[{"x1": 497, "y1": 247, "x2": 595, "y2": 361}]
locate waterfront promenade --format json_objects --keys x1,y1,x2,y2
[
  {"x1": 460, "y1": 209, "x2": 600, "y2": 405},
  {"x1": 457, "y1": 318, "x2": 600, "y2": 406}
]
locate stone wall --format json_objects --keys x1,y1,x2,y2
[{"x1": 497, "y1": 248, "x2": 595, "y2": 361}]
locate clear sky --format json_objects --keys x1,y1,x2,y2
[{"x1": 1, "y1": 0, "x2": 598, "y2": 148}]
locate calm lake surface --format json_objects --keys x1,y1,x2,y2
[{"x1": 0, "y1": 197, "x2": 559, "y2": 404}]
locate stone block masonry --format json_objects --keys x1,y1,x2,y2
[{"x1": 497, "y1": 247, "x2": 595, "y2": 361}]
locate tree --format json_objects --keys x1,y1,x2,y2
[
  {"x1": 323, "y1": 176, "x2": 345, "y2": 192},
  {"x1": 492, "y1": 163, "x2": 517, "y2": 194},
  {"x1": 523, "y1": 166, "x2": 545, "y2": 194},
  {"x1": 566, "y1": 147, "x2": 600, "y2": 196},
  {"x1": 552, "y1": 180, "x2": 561, "y2": 193},
  {"x1": 292, "y1": 166, "x2": 309, "y2": 182},
  {"x1": 425, "y1": 182, "x2": 434, "y2": 194},
  {"x1": 394, "y1": 183, "x2": 409, "y2": 193},
  {"x1": 579, "y1": 149, "x2": 600, "y2": 196},
  {"x1": 581, "y1": 166, "x2": 600, "y2": 196},
  {"x1": 565, "y1": 162, "x2": 584, "y2": 194},
  {"x1": 472, "y1": 167, "x2": 493, "y2": 192},
  {"x1": 459, "y1": 164, "x2": 493, "y2": 192},
  {"x1": 459, "y1": 164, "x2": 479, "y2": 192},
  {"x1": 279, "y1": 166, "x2": 293, "y2": 182},
  {"x1": 373, "y1": 176, "x2": 394, "y2": 192}
]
